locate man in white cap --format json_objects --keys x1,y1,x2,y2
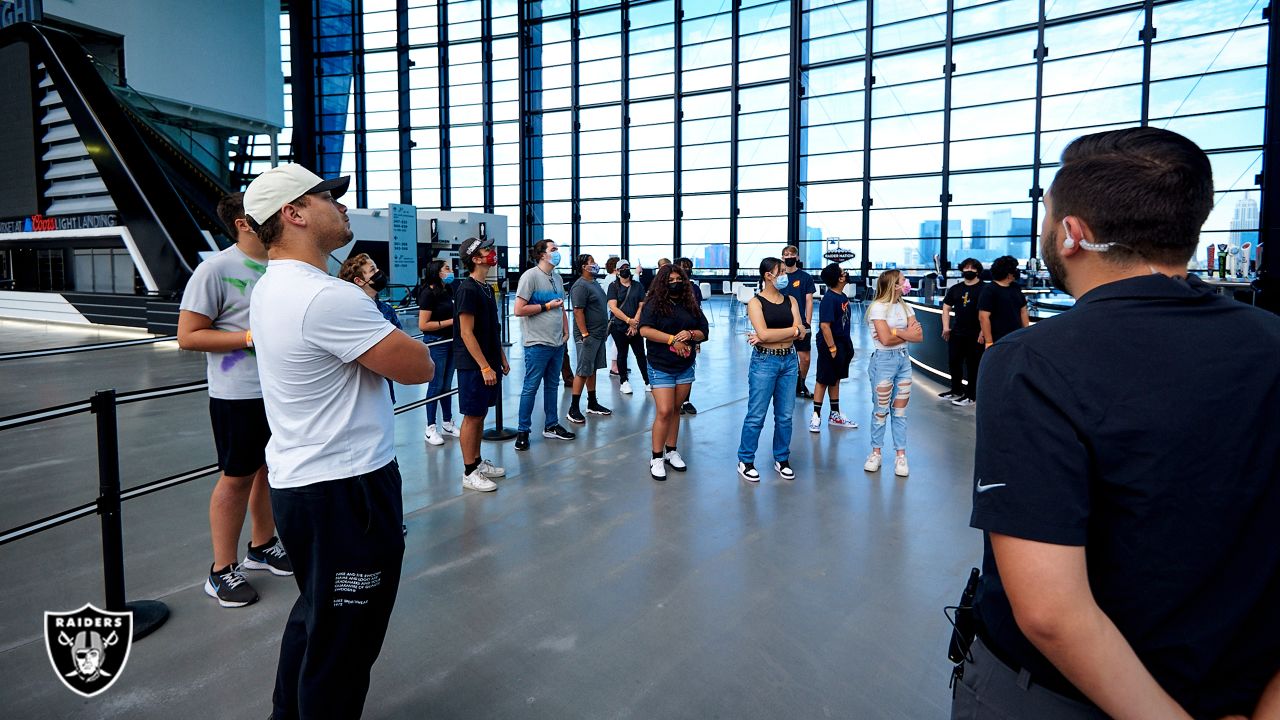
[{"x1": 243, "y1": 163, "x2": 434, "y2": 720}]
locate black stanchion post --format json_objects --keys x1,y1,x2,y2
[
  {"x1": 482, "y1": 375, "x2": 518, "y2": 441},
  {"x1": 91, "y1": 389, "x2": 170, "y2": 641},
  {"x1": 500, "y1": 282, "x2": 513, "y2": 348}
]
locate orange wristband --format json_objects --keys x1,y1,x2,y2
[{"x1": 245, "y1": 330, "x2": 253, "y2": 347}]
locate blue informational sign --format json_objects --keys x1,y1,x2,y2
[{"x1": 388, "y1": 204, "x2": 418, "y2": 290}]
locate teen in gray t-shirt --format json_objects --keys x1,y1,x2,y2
[
  {"x1": 569, "y1": 279, "x2": 609, "y2": 340},
  {"x1": 515, "y1": 266, "x2": 566, "y2": 347},
  {"x1": 179, "y1": 244, "x2": 267, "y2": 399}
]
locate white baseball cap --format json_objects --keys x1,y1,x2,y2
[
  {"x1": 243, "y1": 163, "x2": 351, "y2": 224},
  {"x1": 617, "y1": 259, "x2": 633, "y2": 269}
]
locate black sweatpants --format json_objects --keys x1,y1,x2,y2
[
  {"x1": 947, "y1": 334, "x2": 983, "y2": 399},
  {"x1": 270, "y1": 461, "x2": 405, "y2": 720},
  {"x1": 610, "y1": 325, "x2": 649, "y2": 384}
]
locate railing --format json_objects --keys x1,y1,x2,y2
[{"x1": 0, "y1": 335, "x2": 485, "y2": 641}]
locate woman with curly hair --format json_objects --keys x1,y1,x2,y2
[{"x1": 637, "y1": 264, "x2": 708, "y2": 480}]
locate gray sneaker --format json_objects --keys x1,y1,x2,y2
[{"x1": 204, "y1": 564, "x2": 259, "y2": 608}]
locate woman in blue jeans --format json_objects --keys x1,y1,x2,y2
[
  {"x1": 737, "y1": 257, "x2": 807, "y2": 482},
  {"x1": 863, "y1": 269, "x2": 923, "y2": 477},
  {"x1": 417, "y1": 260, "x2": 459, "y2": 446}
]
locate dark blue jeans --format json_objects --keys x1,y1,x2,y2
[
  {"x1": 518, "y1": 343, "x2": 565, "y2": 433},
  {"x1": 737, "y1": 350, "x2": 799, "y2": 465},
  {"x1": 422, "y1": 336, "x2": 455, "y2": 426}
]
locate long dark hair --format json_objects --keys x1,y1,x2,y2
[
  {"x1": 423, "y1": 260, "x2": 449, "y2": 296},
  {"x1": 646, "y1": 264, "x2": 702, "y2": 318}
]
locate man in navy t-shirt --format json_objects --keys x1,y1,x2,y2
[{"x1": 954, "y1": 127, "x2": 1280, "y2": 719}]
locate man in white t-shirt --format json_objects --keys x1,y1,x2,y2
[
  {"x1": 244, "y1": 164, "x2": 434, "y2": 720},
  {"x1": 178, "y1": 192, "x2": 293, "y2": 610}
]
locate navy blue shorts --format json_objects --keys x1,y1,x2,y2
[{"x1": 457, "y1": 369, "x2": 499, "y2": 417}]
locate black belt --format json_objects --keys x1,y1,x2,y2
[{"x1": 975, "y1": 627, "x2": 1091, "y2": 704}]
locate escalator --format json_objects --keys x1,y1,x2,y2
[{"x1": 0, "y1": 21, "x2": 231, "y2": 301}]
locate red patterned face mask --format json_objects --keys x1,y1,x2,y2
[{"x1": 483, "y1": 250, "x2": 499, "y2": 266}]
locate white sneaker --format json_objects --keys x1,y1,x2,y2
[
  {"x1": 424, "y1": 425, "x2": 444, "y2": 446},
  {"x1": 621, "y1": 380, "x2": 634, "y2": 395},
  {"x1": 664, "y1": 449, "x2": 687, "y2": 471},
  {"x1": 737, "y1": 462, "x2": 760, "y2": 482},
  {"x1": 951, "y1": 397, "x2": 975, "y2": 407},
  {"x1": 864, "y1": 452, "x2": 882, "y2": 472},
  {"x1": 894, "y1": 455, "x2": 910, "y2": 477},
  {"x1": 462, "y1": 470, "x2": 497, "y2": 492},
  {"x1": 477, "y1": 459, "x2": 505, "y2": 478},
  {"x1": 828, "y1": 411, "x2": 858, "y2": 429},
  {"x1": 807, "y1": 412, "x2": 822, "y2": 433},
  {"x1": 650, "y1": 458, "x2": 667, "y2": 480},
  {"x1": 440, "y1": 420, "x2": 461, "y2": 436}
]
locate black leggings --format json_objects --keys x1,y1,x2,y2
[{"x1": 610, "y1": 326, "x2": 649, "y2": 384}]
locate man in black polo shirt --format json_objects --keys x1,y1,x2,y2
[{"x1": 955, "y1": 127, "x2": 1280, "y2": 719}]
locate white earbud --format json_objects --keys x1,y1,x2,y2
[{"x1": 1061, "y1": 220, "x2": 1076, "y2": 249}]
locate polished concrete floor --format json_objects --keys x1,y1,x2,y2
[{"x1": 0, "y1": 299, "x2": 983, "y2": 719}]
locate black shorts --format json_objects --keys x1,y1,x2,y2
[
  {"x1": 794, "y1": 325, "x2": 813, "y2": 352},
  {"x1": 815, "y1": 341, "x2": 854, "y2": 386},
  {"x1": 457, "y1": 368, "x2": 499, "y2": 417},
  {"x1": 209, "y1": 397, "x2": 270, "y2": 477}
]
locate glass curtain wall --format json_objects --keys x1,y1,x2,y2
[
  {"x1": 278, "y1": 0, "x2": 1267, "y2": 275},
  {"x1": 519, "y1": 0, "x2": 1267, "y2": 276}
]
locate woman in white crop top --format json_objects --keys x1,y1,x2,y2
[{"x1": 864, "y1": 269, "x2": 923, "y2": 477}]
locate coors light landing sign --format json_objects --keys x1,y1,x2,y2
[{"x1": 44, "y1": 604, "x2": 133, "y2": 697}]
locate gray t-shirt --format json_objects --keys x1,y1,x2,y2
[
  {"x1": 516, "y1": 265, "x2": 566, "y2": 347},
  {"x1": 569, "y1": 278, "x2": 609, "y2": 340},
  {"x1": 179, "y1": 244, "x2": 267, "y2": 399}
]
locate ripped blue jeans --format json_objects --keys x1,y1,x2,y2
[{"x1": 868, "y1": 348, "x2": 912, "y2": 452}]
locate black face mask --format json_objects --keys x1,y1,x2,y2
[
  {"x1": 783, "y1": 257, "x2": 798, "y2": 268},
  {"x1": 667, "y1": 281, "x2": 685, "y2": 295},
  {"x1": 962, "y1": 270, "x2": 978, "y2": 281},
  {"x1": 618, "y1": 268, "x2": 632, "y2": 280},
  {"x1": 368, "y1": 271, "x2": 389, "y2": 292}
]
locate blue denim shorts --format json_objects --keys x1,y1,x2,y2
[{"x1": 648, "y1": 363, "x2": 695, "y2": 389}]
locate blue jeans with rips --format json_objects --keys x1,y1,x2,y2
[
  {"x1": 737, "y1": 350, "x2": 799, "y2": 465},
  {"x1": 868, "y1": 348, "x2": 912, "y2": 451},
  {"x1": 518, "y1": 343, "x2": 565, "y2": 433}
]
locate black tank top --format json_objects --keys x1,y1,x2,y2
[{"x1": 757, "y1": 293, "x2": 792, "y2": 329}]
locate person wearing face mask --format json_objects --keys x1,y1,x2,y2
[
  {"x1": 863, "y1": 269, "x2": 923, "y2": 477},
  {"x1": 512, "y1": 239, "x2": 576, "y2": 451},
  {"x1": 955, "y1": 127, "x2": 1280, "y2": 720},
  {"x1": 940, "y1": 258, "x2": 987, "y2": 407},
  {"x1": 417, "y1": 259, "x2": 460, "y2": 445},
  {"x1": 977, "y1": 255, "x2": 1029, "y2": 351},
  {"x1": 453, "y1": 236, "x2": 510, "y2": 492},
  {"x1": 780, "y1": 245, "x2": 818, "y2": 399},
  {"x1": 341, "y1": 253, "x2": 402, "y2": 401},
  {"x1": 244, "y1": 164, "x2": 433, "y2": 720},
  {"x1": 638, "y1": 264, "x2": 708, "y2": 480},
  {"x1": 567, "y1": 254, "x2": 613, "y2": 423},
  {"x1": 736, "y1": 257, "x2": 806, "y2": 482},
  {"x1": 607, "y1": 259, "x2": 650, "y2": 394}
]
